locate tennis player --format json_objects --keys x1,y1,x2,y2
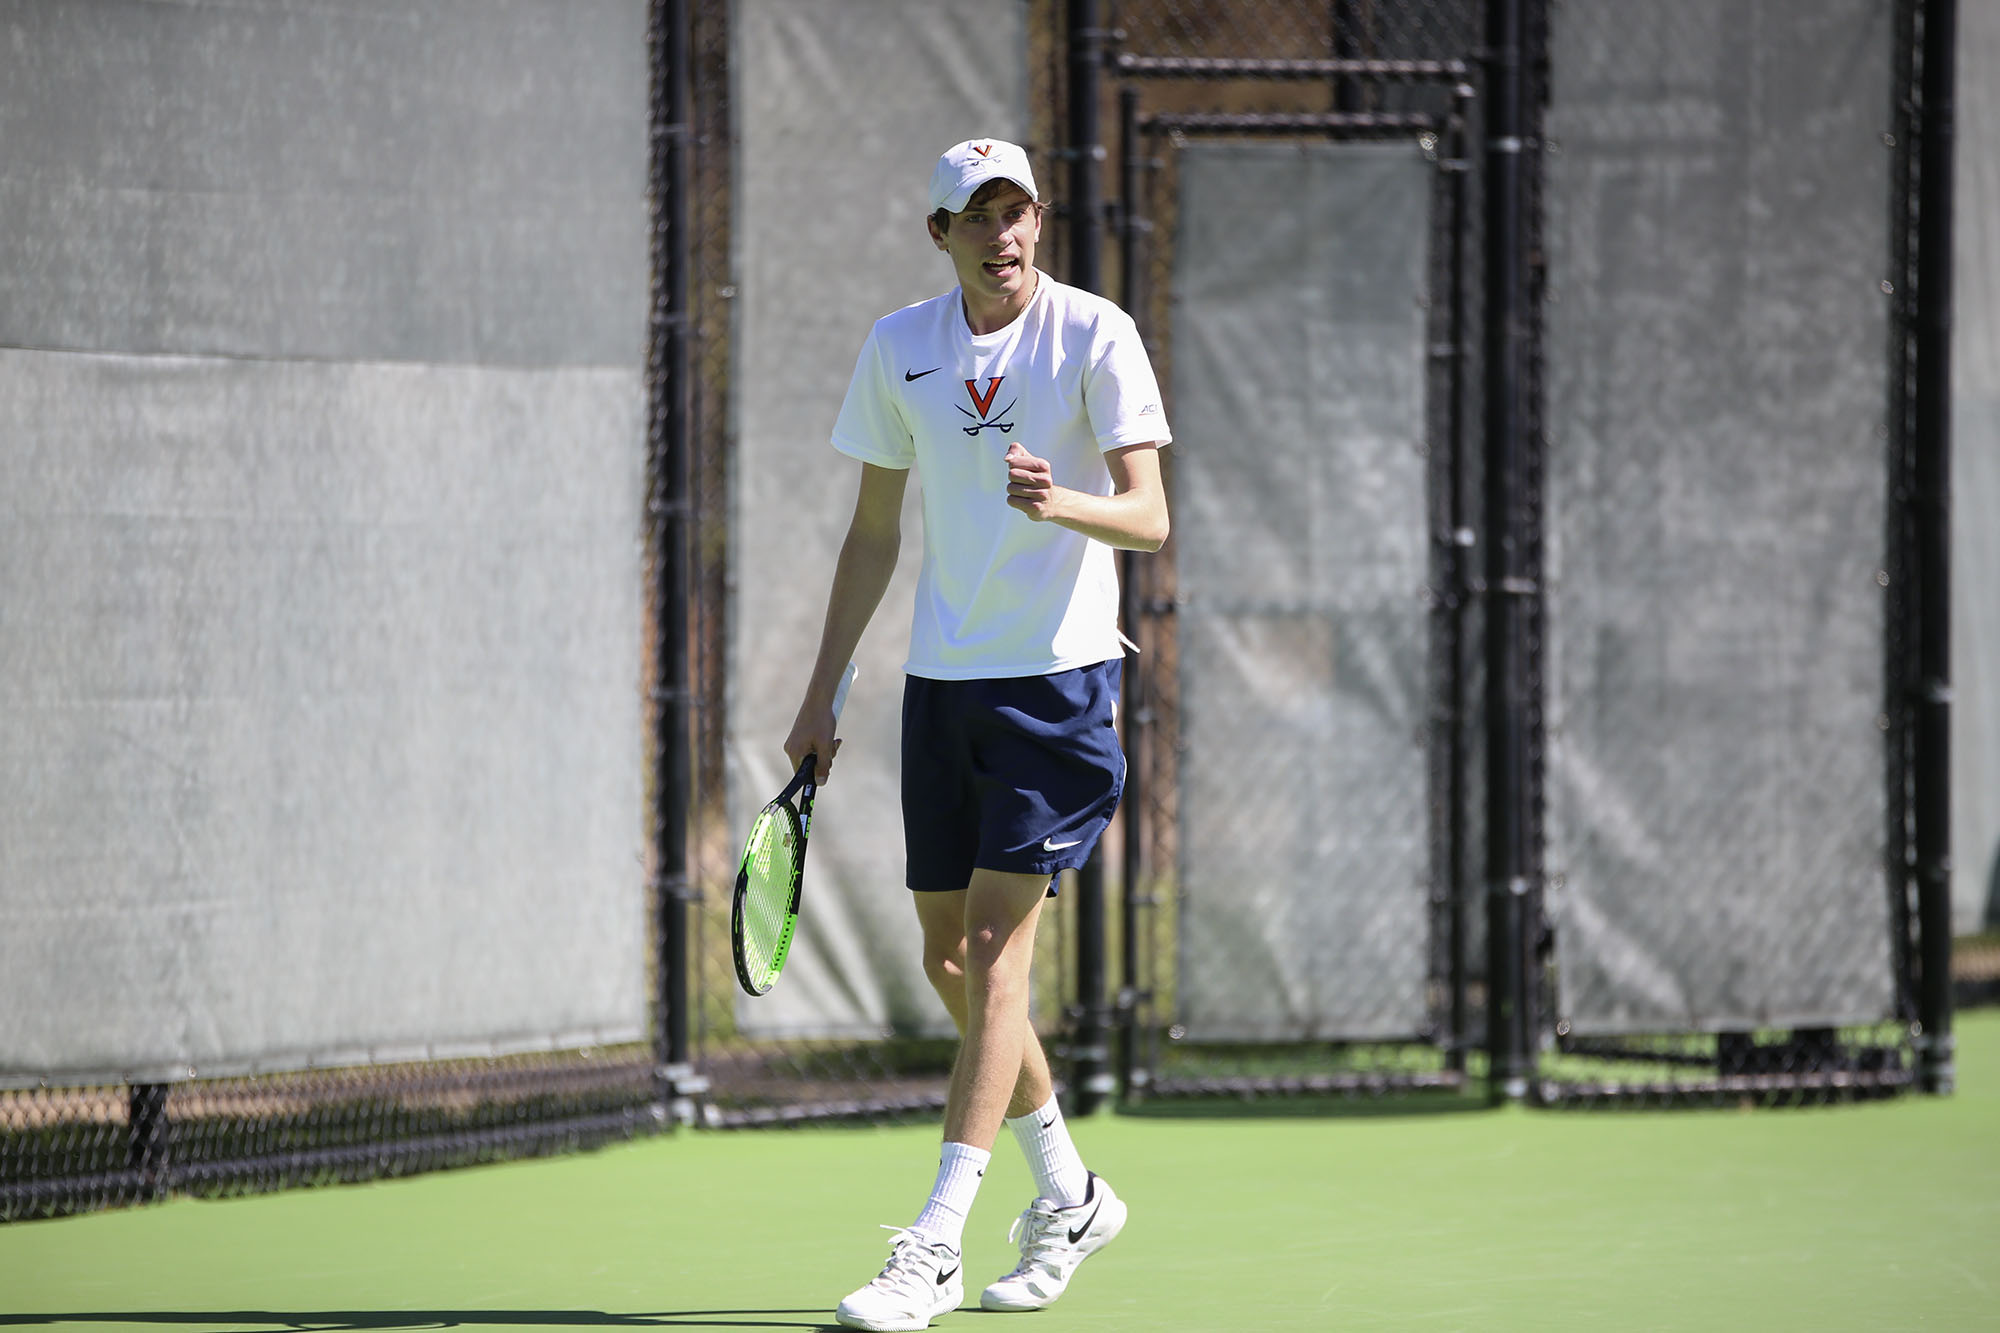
[{"x1": 784, "y1": 138, "x2": 1170, "y2": 1332}]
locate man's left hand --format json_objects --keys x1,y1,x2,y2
[{"x1": 1004, "y1": 441, "x2": 1058, "y2": 521}]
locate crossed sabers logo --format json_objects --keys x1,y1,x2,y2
[{"x1": 958, "y1": 376, "x2": 1016, "y2": 436}]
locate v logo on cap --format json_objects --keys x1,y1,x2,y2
[{"x1": 928, "y1": 138, "x2": 1038, "y2": 213}]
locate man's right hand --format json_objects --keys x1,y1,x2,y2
[{"x1": 785, "y1": 692, "x2": 843, "y2": 783}]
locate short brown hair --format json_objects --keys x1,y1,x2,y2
[{"x1": 932, "y1": 177, "x2": 1044, "y2": 234}]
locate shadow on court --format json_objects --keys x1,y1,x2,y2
[{"x1": 0, "y1": 1314, "x2": 849, "y2": 1332}]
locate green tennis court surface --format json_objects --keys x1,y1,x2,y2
[{"x1": 5, "y1": 1011, "x2": 1995, "y2": 1332}]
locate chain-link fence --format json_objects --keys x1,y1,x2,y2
[
  {"x1": 680, "y1": 0, "x2": 1075, "y2": 1126},
  {"x1": 1959, "y1": 935, "x2": 2000, "y2": 1007},
  {"x1": 661, "y1": 0, "x2": 1502, "y2": 1120},
  {"x1": 2, "y1": 0, "x2": 662, "y2": 1219},
  {"x1": 5, "y1": 0, "x2": 1975, "y2": 1225},
  {"x1": 1105, "y1": 0, "x2": 1486, "y2": 1103},
  {"x1": 1528, "y1": 0, "x2": 1935, "y2": 1105},
  {"x1": 2, "y1": 1055, "x2": 658, "y2": 1221},
  {"x1": 1097, "y1": 0, "x2": 1957, "y2": 1110}
]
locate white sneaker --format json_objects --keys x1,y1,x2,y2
[
  {"x1": 835, "y1": 1227, "x2": 964, "y2": 1331},
  {"x1": 979, "y1": 1172, "x2": 1127, "y2": 1312}
]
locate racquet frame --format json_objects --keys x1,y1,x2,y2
[{"x1": 730, "y1": 663, "x2": 854, "y2": 996}]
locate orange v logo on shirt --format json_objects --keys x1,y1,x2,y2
[
  {"x1": 964, "y1": 377, "x2": 1004, "y2": 416},
  {"x1": 958, "y1": 376, "x2": 1016, "y2": 435}
]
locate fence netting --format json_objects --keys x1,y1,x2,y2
[
  {"x1": 1532, "y1": 0, "x2": 1915, "y2": 1103},
  {"x1": 690, "y1": 0, "x2": 1066, "y2": 1125},
  {"x1": 1169, "y1": 141, "x2": 1437, "y2": 1042},
  {"x1": 6, "y1": 0, "x2": 1977, "y2": 1223},
  {"x1": 2, "y1": 0, "x2": 656, "y2": 1218},
  {"x1": 1107, "y1": 0, "x2": 1486, "y2": 1100},
  {"x1": 1949, "y1": 0, "x2": 2000, "y2": 960}
]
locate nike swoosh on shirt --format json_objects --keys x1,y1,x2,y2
[
  {"x1": 1043, "y1": 837, "x2": 1083, "y2": 852},
  {"x1": 905, "y1": 367, "x2": 941, "y2": 381}
]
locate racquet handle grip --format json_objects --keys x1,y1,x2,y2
[
  {"x1": 830, "y1": 661, "x2": 857, "y2": 723},
  {"x1": 798, "y1": 662, "x2": 857, "y2": 781}
]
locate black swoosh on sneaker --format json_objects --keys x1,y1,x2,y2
[
  {"x1": 905, "y1": 367, "x2": 941, "y2": 381},
  {"x1": 1065, "y1": 1197, "x2": 1103, "y2": 1245},
  {"x1": 936, "y1": 1264, "x2": 960, "y2": 1286}
]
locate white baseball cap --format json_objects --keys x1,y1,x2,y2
[{"x1": 928, "y1": 138, "x2": 1039, "y2": 213}]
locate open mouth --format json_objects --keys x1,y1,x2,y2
[{"x1": 983, "y1": 256, "x2": 1021, "y2": 279}]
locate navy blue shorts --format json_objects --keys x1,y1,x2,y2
[{"x1": 901, "y1": 659, "x2": 1125, "y2": 894}]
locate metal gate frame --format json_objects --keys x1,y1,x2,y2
[
  {"x1": 1513, "y1": 0, "x2": 1956, "y2": 1107},
  {"x1": 1074, "y1": 6, "x2": 1485, "y2": 1109}
]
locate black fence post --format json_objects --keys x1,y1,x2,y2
[
  {"x1": 648, "y1": 0, "x2": 703, "y2": 1125},
  {"x1": 1066, "y1": 0, "x2": 1113, "y2": 1116},
  {"x1": 1114, "y1": 82, "x2": 1149, "y2": 1104},
  {"x1": 1443, "y1": 83, "x2": 1476, "y2": 1075},
  {"x1": 1912, "y1": 0, "x2": 1956, "y2": 1094},
  {"x1": 1332, "y1": 0, "x2": 1366, "y2": 113},
  {"x1": 1481, "y1": 0, "x2": 1534, "y2": 1102}
]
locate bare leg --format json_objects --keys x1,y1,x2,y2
[
  {"x1": 945, "y1": 868, "x2": 1051, "y2": 1149},
  {"x1": 913, "y1": 885, "x2": 1056, "y2": 1122}
]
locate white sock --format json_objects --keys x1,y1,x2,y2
[
  {"x1": 909, "y1": 1141, "x2": 988, "y2": 1251},
  {"x1": 1006, "y1": 1094, "x2": 1089, "y2": 1207}
]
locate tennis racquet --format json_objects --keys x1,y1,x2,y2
[{"x1": 731, "y1": 662, "x2": 856, "y2": 997}]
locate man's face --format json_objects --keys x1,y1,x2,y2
[{"x1": 930, "y1": 181, "x2": 1041, "y2": 308}]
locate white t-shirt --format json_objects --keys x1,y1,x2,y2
[{"x1": 831, "y1": 271, "x2": 1171, "y2": 680}]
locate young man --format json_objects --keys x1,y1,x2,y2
[{"x1": 784, "y1": 138, "x2": 1170, "y2": 1332}]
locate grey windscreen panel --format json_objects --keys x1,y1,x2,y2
[
  {"x1": 1172, "y1": 143, "x2": 1434, "y2": 1042},
  {"x1": 1954, "y1": 0, "x2": 2000, "y2": 935},
  {"x1": 1541, "y1": 0, "x2": 1898, "y2": 1034},
  {"x1": 0, "y1": 0, "x2": 640, "y2": 367},
  {"x1": 730, "y1": 0, "x2": 1029, "y2": 1038},
  {"x1": 0, "y1": 0, "x2": 650, "y2": 1084}
]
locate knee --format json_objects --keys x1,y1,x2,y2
[
  {"x1": 961, "y1": 923, "x2": 1020, "y2": 985},
  {"x1": 962, "y1": 923, "x2": 1000, "y2": 977},
  {"x1": 922, "y1": 939, "x2": 967, "y2": 999}
]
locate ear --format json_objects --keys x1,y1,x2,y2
[{"x1": 926, "y1": 213, "x2": 948, "y2": 251}]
